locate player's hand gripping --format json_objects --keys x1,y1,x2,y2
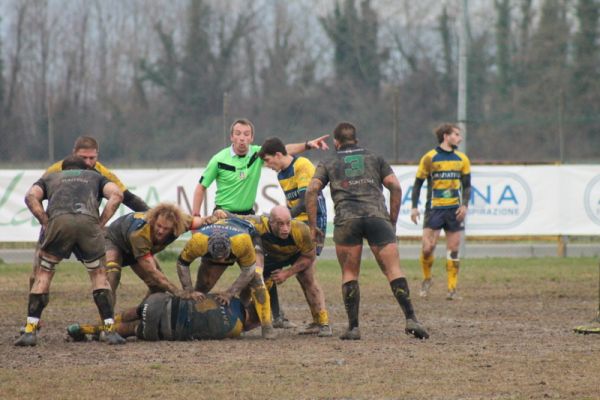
[
  {"x1": 215, "y1": 291, "x2": 233, "y2": 306},
  {"x1": 270, "y1": 269, "x2": 290, "y2": 285}
]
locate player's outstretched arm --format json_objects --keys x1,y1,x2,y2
[
  {"x1": 133, "y1": 255, "x2": 188, "y2": 298},
  {"x1": 286, "y1": 135, "x2": 330, "y2": 156}
]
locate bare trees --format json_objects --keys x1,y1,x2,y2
[{"x1": 0, "y1": 0, "x2": 598, "y2": 164}]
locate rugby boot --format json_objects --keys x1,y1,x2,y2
[
  {"x1": 405, "y1": 319, "x2": 429, "y2": 340},
  {"x1": 446, "y1": 290, "x2": 461, "y2": 301},
  {"x1": 102, "y1": 324, "x2": 126, "y2": 345},
  {"x1": 14, "y1": 322, "x2": 38, "y2": 347},
  {"x1": 339, "y1": 327, "x2": 361, "y2": 340},
  {"x1": 273, "y1": 315, "x2": 297, "y2": 329},
  {"x1": 261, "y1": 324, "x2": 277, "y2": 340},
  {"x1": 317, "y1": 324, "x2": 333, "y2": 337},
  {"x1": 419, "y1": 278, "x2": 433, "y2": 298},
  {"x1": 66, "y1": 323, "x2": 87, "y2": 342},
  {"x1": 298, "y1": 322, "x2": 320, "y2": 335}
]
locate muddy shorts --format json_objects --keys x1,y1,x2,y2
[
  {"x1": 424, "y1": 208, "x2": 464, "y2": 232},
  {"x1": 41, "y1": 214, "x2": 105, "y2": 262},
  {"x1": 104, "y1": 236, "x2": 137, "y2": 267},
  {"x1": 136, "y1": 292, "x2": 174, "y2": 341},
  {"x1": 333, "y1": 217, "x2": 396, "y2": 246}
]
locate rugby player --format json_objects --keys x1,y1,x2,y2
[
  {"x1": 175, "y1": 217, "x2": 276, "y2": 339},
  {"x1": 239, "y1": 206, "x2": 332, "y2": 337},
  {"x1": 410, "y1": 123, "x2": 471, "y2": 300},
  {"x1": 16, "y1": 155, "x2": 125, "y2": 346},
  {"x1": 306, "y1": 122, "x2": 429, "y2": 340},
  {"x1": 258, "y1": 137, "x2": 328, "y2": 329},
  {"x1": 67, "y1": 292, "x2": 262, "y2": 341},
  {"x1": 104, "y1": 203, "x2": 210, "y2": 306}
]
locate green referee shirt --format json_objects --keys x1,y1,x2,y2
[{"x1": 199, "y1": 144, "x2": 264, "y2": 212}]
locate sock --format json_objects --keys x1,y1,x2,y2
[
  {"x1": 268, "y1": 282, "x2": 281, "y2": 320},
  {"x1": 317, "y1": 310, "x2": 329, "y2": 326},
  {"x1": 311, "y1": 310, "x2": 319, "y2": 324},
  {"x1": 93, "y1": 289, "x2": 114, "y2": 321},
  {"x1": 342, "y1": 280, "x2": 360, "y2": 329},
  {"x1": 27, "y1": 293, "x2": 49, "y2": 319},
  {"x1": 390, "y1": 278, "x2": 416, "y2": 320},
  {"x1": 79, "y1": 323, "x2": 101, "y2": 335},
  {"x1": 420, "y1": 252, "x2": 434, "y2": 280},
  {"x1": 446, "y1": 259, "x2": 460, "y2": 291},
  {"x1": 252, "y1": 285, "x2": 272, "y2": 326}
]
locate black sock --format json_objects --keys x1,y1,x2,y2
[
  {"x1": 269, "y1": 283, "x2": 281, "y2": 319},
  {"x1": 28, "y1": 293, "x2": 49, "y2": 319},
  {"x1": 390, "y1": 278, "x2": 416, "y2": 321},
  {"x1": 93, "y1": 289, "x2": 114, "y2": 321},
  {"x1": 342, "y1": 280, "x2": 360, "y2": 329}
]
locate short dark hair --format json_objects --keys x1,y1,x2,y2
[
  {"x1": 62, "y1": 155, "x2": 89, "y2": 170},
  {"x1": 333, "y1": 122, "x2": 357, "y2": 145},
  {"x1": 435, "y1": 123, "x2": 459, "y2": 143},
  {"x1": 230, "y1": 118, "x2": 255, "y2": 137},
  {"x1": 73, "y1": 136, "x2": 99, "y2": 152},
  {"x1": 258, "y1": 137, "x2": 287, "y2": 159}
]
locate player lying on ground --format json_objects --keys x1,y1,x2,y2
[{"x1": 67, "y1": 292, "x2": 262, "y2": 341}]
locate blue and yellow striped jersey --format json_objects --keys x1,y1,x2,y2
[
  {"x1": 277, "y1": 156, "x2": 326, "y2": 222},
  {"x1": 416, "y1": 147, "x2": 471, "y2": 209}
]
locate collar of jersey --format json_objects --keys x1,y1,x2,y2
[{"x1": 230, "y1": 146, "x2": 249, "y2": 158}]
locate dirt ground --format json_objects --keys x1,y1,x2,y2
[{"x1": 1, "y1": 257, "x2": 600, "y2": 400}]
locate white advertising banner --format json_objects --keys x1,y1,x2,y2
[{"x1": 1, "y1": 165, "x2": 600, "y2": 241}]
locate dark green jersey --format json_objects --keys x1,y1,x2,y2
[
  {"x1": 34, "y1": 169, "x2": 109, "y2": 221},
  {"x1": 313, "y1": 144, "x2": 393, "y2": 225}
]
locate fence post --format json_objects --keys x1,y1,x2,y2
[{"x1": 557, "y1": 235, "x2": 568, "y2": 257}]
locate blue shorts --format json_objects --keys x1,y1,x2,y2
[{"x1": 424, "y1": 208, "x2": 464, "y2": 232}]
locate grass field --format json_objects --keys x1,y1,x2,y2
[{"x1": 2, "y1": 257, "x2": 600, "y2": 399}]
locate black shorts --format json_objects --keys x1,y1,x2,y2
[
  {"x1": 333, "y1": 217, "x2": 396, "y2": 246},
  {"x1": 41, "y1": 214, "x2": 105, "y2": 262},
  {"x1": 136, "y1": 292, "x2": 173, "y2": 341},
  {"x1": 424, "y1": 208, "x2": 464, "y2": 232},
  {"x1": 264, "y1": 253, "x2": 302, "y2": 278}
]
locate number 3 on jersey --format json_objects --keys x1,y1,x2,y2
[{"x1": 344, "y1": 155, "x2": 364, "y2": 177}]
